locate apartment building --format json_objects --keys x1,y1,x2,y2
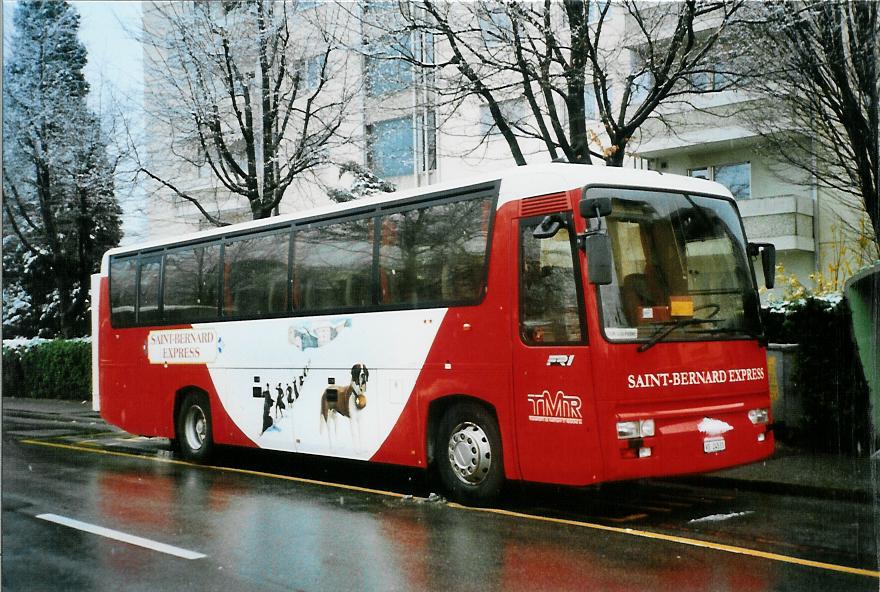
[{"x1": 141, "y1": 1, "x2": 871, "y2": 298}]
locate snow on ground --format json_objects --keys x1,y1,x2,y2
[{"x1": 688, "y1": 511, "x2": 754, "y2": 524}]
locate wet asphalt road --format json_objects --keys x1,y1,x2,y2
[{"x1": 3, "y1": 408, "x2": 878, "y2": 591}]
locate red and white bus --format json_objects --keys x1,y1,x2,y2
[{"x1": 92, "y1": 163, "x2": 777, "y2": 504}]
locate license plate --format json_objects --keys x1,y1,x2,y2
[{"x1": 704, "y1": 437, "x2": 726, "y2": 454}]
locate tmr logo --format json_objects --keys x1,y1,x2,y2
[
  {"x1": 547, "y1": 355, "x2": 574, "y2": 367},
  {"x1": 527, "y1": 390, "x2": 583, "y2": 425}
]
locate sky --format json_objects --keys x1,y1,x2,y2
[
  {"x1": 75, "y1": 1, "x2": 143, "y2": 113},
  {"x1": 3, "y1": 0, "x2": 147, "y2": 243}
]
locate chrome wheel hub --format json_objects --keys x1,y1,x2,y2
[
  {"x1": 184, "y1": 405, "x2": 206, "y2": 451},
  {"x1": 447, "y1": 422, "x2": 492, "y2": 485}
]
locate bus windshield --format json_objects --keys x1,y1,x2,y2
[{"x1": 591, "y1": 187, "x2": 761, "y2": 345}]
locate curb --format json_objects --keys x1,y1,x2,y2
[{"x1": 4, "y1": 408, "x2": 101, "y2": 421}]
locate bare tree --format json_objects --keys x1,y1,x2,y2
[
  {"x1": 359, "y1": 0, "x2": 746, "y2": 167},
  {"x1": 740, "y1": 1, "x2": 879, "y2": 245},
  {"x1": 139, "y1": 0, "x2": 358, "y2": 225}
]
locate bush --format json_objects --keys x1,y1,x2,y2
[
  {"x1": 2, "y1": 339, "x2": 91, "y2": 400},
  {"x1": 762, "y1": 298, "x2": 870, "y2": 455}
]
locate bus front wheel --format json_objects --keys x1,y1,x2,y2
[
  {"x1": 435, "y1": 403, "x2": 504, "y2": 505},
  {"x1": 176, "y1": 392, "x2": 213, "y2": 462}
]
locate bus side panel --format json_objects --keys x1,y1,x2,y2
[
  {"x1": 371, "y1": 202, "x2": 520, "y2": 480},
  {"x1": 99, "y1": 294, "x2": 170, "y2": 437},
  {"x1": 98, "y1": 280, "x2": 255, "y2": 447}
]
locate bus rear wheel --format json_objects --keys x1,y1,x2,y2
[
  {"x1": 176, "y1": 392, "x2": 213, "y2": 462},
  {"x1": 435, "y1": 403, "x2": 504, "y2": 505}
]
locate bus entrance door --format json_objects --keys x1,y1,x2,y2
[{"x1": 512, "y1": 214, "x2": 596, "y2": 485}]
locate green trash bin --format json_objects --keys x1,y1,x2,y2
[{"x1": 844, "y1": 263, "x2": 880, "y2": 450}]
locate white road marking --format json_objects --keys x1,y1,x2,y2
[{"x1": 36, "y1": 513, "x2": 206, "y2": 560}]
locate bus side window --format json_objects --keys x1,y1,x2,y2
[
  {"x1": 378, "y1": 196, "x2": 492, "y2": 308},
  {"x1": 223, "y1": 231, "x2": 290, "y2": 318},
  {"x1": 137, "y1": 255, "x2": 162, "y2": 325},
  {"x1": 109, "y1": 256, "x2": 137, "y2": 326},
  {"x1": 519, "y1": 215, "x2": 585, "y2": 345},
  {"x1": 164, "y1": 243, "x2": 220, "y2": 323},
  {"x1": 293, "y1": 218, "x2": 373, "y2": 313}
]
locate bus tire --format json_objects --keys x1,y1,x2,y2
[
  {"x1": 435, "y1": 402, "x2": 504, "y2": 505},
  {"x1": 176, "y1": 392, "x2": 213, "y2": 462}
]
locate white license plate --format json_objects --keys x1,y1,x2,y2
[{"x1": 703, "y1": 437, "x2": 726, "y2": 454}]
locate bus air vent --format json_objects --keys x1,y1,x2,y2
[{"x1": 520, "y1": 193, "x2": 569, "y2": 217}]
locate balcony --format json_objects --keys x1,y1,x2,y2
[{"x1": 738, "y1": 194, "x2": 814, "y2": 252}]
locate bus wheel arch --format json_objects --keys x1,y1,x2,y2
[
  {"x1": 428, "y1": 396, "x2": 504, "y2": 505},
  {"x1": 174, "y1": 387, "x2": 214, "y2": 462}
]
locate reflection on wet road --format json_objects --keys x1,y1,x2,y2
[{"x1": 4, "y1": 419, "x2": 878, "y2": 591}]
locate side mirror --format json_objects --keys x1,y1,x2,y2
[
  {"x1": 579, "y1": 197, "x2": 612, "y2": 219},
  {"x1": 532, "y1": 214, "x2": 563, "y2": 239},
  {"x1": 583, "y1": 233, "x2": 613, "y2": 285},
  {"x1": 748, "y1": 242, "x2": 776, "y2": 289}
]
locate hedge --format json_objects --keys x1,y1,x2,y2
[
  {"x1": 762, "y1": 298, "x2": 871, "y2": 455},
  {"x1": 2, "y1": 339, "x2": 91, "y2": 401}
]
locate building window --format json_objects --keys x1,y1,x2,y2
[
  {"x1": 631, "y1": 69, "x2": 652, "y2": 104},
  {"x1": 479, "y1": 6, "x2": 512, "y2": 47},
  {"x1": 689, "y1": 162, "x2": 751, "y2": 199},
  {"x1": 690, "y1": 65, "x2": 730, "y2": 92},
  {"x1": 367, "y1": 116, "x2": 414, "y2": 178},
  {"x1": 689, "y1": 167, "x2": 709, "y2": 180},
  {"x1": 364, "y1": 34, "x2": 412, "y2": 97},
  {"x1": 584, "y1": 86, "x2": 598, "y2": 120},
  {"x1": 366, "y1": 111, "x2": 436, "y2": 179},
  {"x1": 298, "y1": 54, "x2": 325, "y2": 93},
  {"x1": 416, "y1": 109, "x2": 437, "y2": 173},
  {"x1": 588, "y1": 0, "x2": 609, "y2": 23}
]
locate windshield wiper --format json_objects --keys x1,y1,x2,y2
[
  {"x1": 690, "y1": 326, "x2": 763, "y2": 340},
  {"x1": 637, "y1": 317, "x2": 720, "y2": 353}
]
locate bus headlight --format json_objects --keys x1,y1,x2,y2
[
  {"x1": 617, "y1": 419, "x2": 655, "y2": 439},
  {"x1": 748, "y1": 408, "x2": 769, "y2": 424}
]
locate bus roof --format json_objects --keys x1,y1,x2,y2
[{"x1": 103, "y1": 162, "x2": 732, "y2": 263}]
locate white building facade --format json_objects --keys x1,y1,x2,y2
[{"x1": 140, "y1": 1, "x2": 873, "y2": 299}]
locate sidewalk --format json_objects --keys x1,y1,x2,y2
[
  {"x1": 4, "y1": 397, "x2": 877, "y2": 502},
  {"x1": 3, "y1": 397, "x2": 100, "y2": 420},
  {"x1": 673, "y1": 443, "x2": 878, "y2": 503}
]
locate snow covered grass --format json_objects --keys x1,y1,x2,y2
[{"x1": 2, "y1": 336, "x2": 91, "y2": 351}]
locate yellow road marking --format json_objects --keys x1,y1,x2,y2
[
  {"x1": 20, "y1": 439, "x2": 408, "y2": 499},
  {"x1": 447, "y1": 503, "x2": 880, "y2": 579},
  {"x1": 21, "y1": 437, "x2": 879, "y2": 579}
]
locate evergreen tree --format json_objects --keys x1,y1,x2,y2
[
  {"x1": 327, "y1": 161, "x2": 396, "y2": 203},
  {"x1": 3, "y1": 1, "x2": 123, "y2": 338}
]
